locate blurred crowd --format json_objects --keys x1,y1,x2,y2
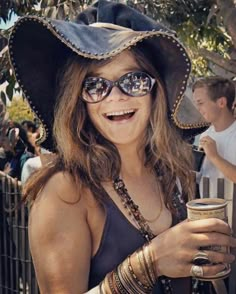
[{"x1": 0, "y1": 118, "x2": 49, "y2": 183}]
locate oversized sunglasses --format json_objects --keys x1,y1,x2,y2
[{"x1": 81, "y1": 71, "x2": 156, "y2": 103}]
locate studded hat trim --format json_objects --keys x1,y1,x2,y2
[{"x1": 8, "y1": 16, "x2": 207, "y2": 149}]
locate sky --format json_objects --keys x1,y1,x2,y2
[
  {"x1": 0, "y1": 13, "x2": 19, "y2": 30},
  {"x1": 0, "y1": 13, "x2": 19, "y2": 104},
  {"x1": 0, "y1": 2, "x2": 41, "y2": 30}
]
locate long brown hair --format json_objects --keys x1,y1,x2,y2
[{"x1": 23, "y1": 45, "x2": 194, "y2": 210}]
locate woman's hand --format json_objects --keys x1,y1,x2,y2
[{"x1": 150, "y1": 218, "x2": 236, "y2": 278}]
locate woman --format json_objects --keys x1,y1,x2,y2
[{"x1": 9, "y1": 1, "x2": 235, "y2": 293}]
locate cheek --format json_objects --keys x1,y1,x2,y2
[
  {"x1": 145, "y1": 95, "x2": 152, "y2": 113},
  {"x1": 86, "y1": 104, "x2": 107, "y2": 136},
  {"x1": 198, "y1": 105, "x2": 207, "y2": 114},
  {"x1": 86, "y1": 104, "x2": 100, "y2": 124},
  {"x1": 198, "y1": 106, "x2": 205, "y2": 113}
]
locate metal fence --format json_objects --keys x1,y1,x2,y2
[
  {"x1": 0, "y1": 172, "x2": 39, "y2": 294},
  {"x1": 199, "y1": 177, "x2": 236, "y2": 294}
]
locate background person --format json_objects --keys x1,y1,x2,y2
[
  {"x1": 192, "y1": 76, "x2": 236, "y2": 226},
  {"x1": 9, "y1": 1, "x2": 236, "y2": 293},
  {"x1": 1, "y1": 122, "x2": 36, "y2": 180},
  {"x1": 21, "y1": 119, "x2": 42, "y2": 155},
  {"x1": 233, "y1": 100, "x2": 236, "y2": 119}
]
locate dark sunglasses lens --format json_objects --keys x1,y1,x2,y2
[
  {"x1": 119, "y1": 72, "x2": 153, "y2": 97},
  {"x1": 82, "y1": 77, "x2": 110, "y2": 102}
]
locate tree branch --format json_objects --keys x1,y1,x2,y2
[
  {"x1": 199, "y1": 48, "x2": 236, "y2": 74},
  {"x1": 0, "y1": 45, "x2": 8, "y2": 58},
  {"x1": 216, "y1": 0, "x2": 236, "y2": 48}
]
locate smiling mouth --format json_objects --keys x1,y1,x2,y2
[{"x1": 104, "y1": 109, "x2": 136, "y2": 121}]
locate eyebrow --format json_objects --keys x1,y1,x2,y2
[
  {"x1": 195, "y1": 98, "x2": 203, "y2": 103},
  {"x1": 90, "y1": 66, "x2": 143, "y2": 77}
]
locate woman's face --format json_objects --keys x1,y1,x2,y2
[{"x1": 85, "y1": 50, "x2": 152, "y2": 148}]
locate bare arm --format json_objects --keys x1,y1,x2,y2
[
  {"x1": 199, "y1": 135, "x2": 236, "y2": 183},
  {"x1": 209, "y1": 155, "x2": 236, "y2": 183},
  {"x1": 29, "y1": 172, "x2": 98, "y2": 293}
]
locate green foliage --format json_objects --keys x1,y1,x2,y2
[
  {"x1": 176, "y1": 20, "x2": 231, "y2": 76},
  {"x1": 6, "y1": 96, "x2": 35, "y2": 123},
  {"x1": 0, "y1": 0, "x2": 40, "y2": 22},
  {"x1": 40, "y1": 0, "x2": 93, "y2": 20},
  {"x1": 148, "y1": 0, "x2": 213, "y2": 26},
  {"x1": 130, "y1": 0, "x2": 234, "y2": 77},
  {"x1": 0, "y1": 0, "x2": 93, "y2": 105}
]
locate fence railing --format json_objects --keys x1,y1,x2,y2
[
  {"x1": 198, "y1": 177, "x2": 236, "y2": 294},
  {"x1": 0, "y1": 172, "x2": 39, "y2": 294}
]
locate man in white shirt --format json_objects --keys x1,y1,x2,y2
[{"x1": 192, "y1": 76, "x2": 236, "y2": 225}]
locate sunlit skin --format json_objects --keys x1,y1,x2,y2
[
  {"x1": 192, "y1": 87, "x2": 223, "y2": 125},
  {"x1": 86, "y1": 50, "x2": 152, "y2": 151}
]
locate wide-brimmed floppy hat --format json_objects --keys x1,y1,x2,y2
[{"x1": 8, "y1": 0, "x2": 208, "y2": 151}]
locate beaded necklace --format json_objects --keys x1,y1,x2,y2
[
  {"x1": 112, "y1": 177, "x2": 209, "y2": 294},
  {"x1": 113, "y1": 177, "x2": 156, "y2": 241}
]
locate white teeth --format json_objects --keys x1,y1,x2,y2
[{"x1": 105, "y1": 109, "x2": 135, "y2": 116}]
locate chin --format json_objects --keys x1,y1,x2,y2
[
  {"x1": 109, "y1": 138, "x2": 137, "y2": 146},
  {"x1": 101, "y1": 132, "x2": 136, "y2": 145}
]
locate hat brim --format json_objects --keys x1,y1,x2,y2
[{"x1": 9, "y1": 16, "x2": 208, "y2": 151}]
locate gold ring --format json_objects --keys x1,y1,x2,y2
[{"x1": 190, "y1": 265, "x2": 204, "y2": 277}]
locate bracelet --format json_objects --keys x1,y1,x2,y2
[
  {"x1": 98, "y1": 281, "x2": 103, "y2": 294},
  {"x1": 127, "y1": 255, "x2": 152, "y2": 292},
  {"x1": 98, "y1": 244, "x2": 157, "y2": 294},
  {"x1": 114, "y1": 267, "x2": 127, "y2": 294},
  {"x1": 137, "y1": 248, "x2": 154, "y2": 289},
  {"x1": 119, "y1": 260, "x2": 139, "y2": 293},
  {"x1": 143, "y1": 243, "x2": 156, "y2": 285},
  {"x1": 107, "y1": 272, "x2": 117, "y2": 294}
]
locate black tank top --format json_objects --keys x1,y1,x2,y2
[
  {"x1": 87, "y1": 189, "x2": 214, "y2": 293},
  {"x1": 88, "y1": 196, "x2": 165, "y2": 292}
]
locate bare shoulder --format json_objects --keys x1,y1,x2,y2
[
  {"x1": 29, "y1": 171, "x2": 88, "y2": 227},
  {"x1": 29, "y1": 171, "x2": 92, "y2": 293}
]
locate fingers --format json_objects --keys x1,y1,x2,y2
[
  {"x1": 200, "y1": 136, "x2": 213, "y2": 143},
  {"x1": 189, "y1": 263, "x2": 227, "y2": 278},
  {"x1": 192, "y1": 232, "x2": 236, "y2": 250},
  {"x1": 202, "y1": 264, "x2": 228, "y2": 278},
  {"x1": 187, "y1": 218, "x2": 232, "y2": 235},
  {"x1": 181, "y1": 219, "x2": 236, "y2": 251},
  {"x1": 199, "y1": 136, "x2": 215, "y2": 152},
  {"x1": 203, "y1": 250, "x2": 235, "y2": 264}
]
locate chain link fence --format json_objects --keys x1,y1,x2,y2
[{"x1": 0, "y1": 172, "x2": 39, "y2": 294}]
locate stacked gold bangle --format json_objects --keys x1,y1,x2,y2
[{"x1": 99, "y1": 242, "x2": 157, "y2": 293}]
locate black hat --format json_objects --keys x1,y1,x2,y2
[{"x1": 8, "y1": 0, "x2": 207, "y2": 151}]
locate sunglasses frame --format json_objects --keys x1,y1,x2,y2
[{"x1": 81, "y1": 71, "x2": 156, "y2": 103}]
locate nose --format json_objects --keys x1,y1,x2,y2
[
  {"x1": 196, "y1": 105, "x2": 202, "y2": 113},
  {"x1": 195, "y1": 104, "x2": 200, "y2": 111},
  {"x1": 193, "y1": 101, "x2": 201, "y2": 112},
  {"x1": 105, "y1": 85, "x2": 129, "y2": 102}
]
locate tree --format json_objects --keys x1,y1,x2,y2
[
  {"x1": 129, "y1": 0, "x2": 236, "y2": 77},
  {"x1": 7, "y1": 96, "x2": 35, "y2": 123},
  {"x1": 0, "y1": 1, "x2": 95, "y2": 103},
  {"x1": 0, "y1": 0, "x2": 235, "y2": 104},
  {"x1": 0, "y1": 0, "x2": 40, "y2": 23}
]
